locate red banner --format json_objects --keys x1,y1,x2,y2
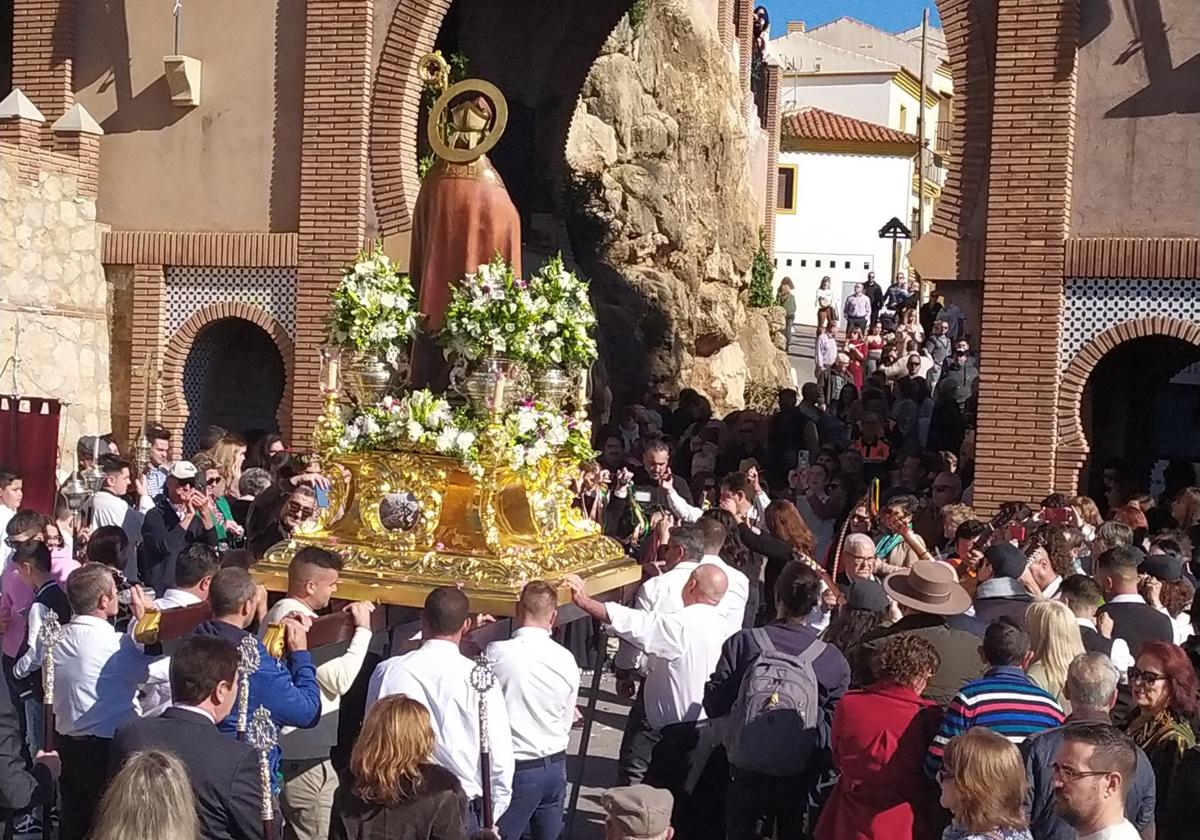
[{"x1": 0, "y1": 397, "x2": 62, "y2": 515}]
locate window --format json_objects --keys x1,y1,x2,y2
[
  {"x1": 800, "y1": 259, "x2": 807, "y2": 267},
  {"x1": 776, "y1": 164, "x2": 798, "y2": 213},
  {"x1": 863, "y1": 262, "x2": 870, "y2": 270},
  {"x1": 785, "y1": 258, "x2": 792, "y2": 266},
  {"x1": 815, "y1": 260, "x2": 821, "y2": 268},
  {"x1": 899, "y1": 104, "x2": 908, "y2": 132},
  {"x1": 844, "y1": 261, "x2": 851, "y2": 269}
]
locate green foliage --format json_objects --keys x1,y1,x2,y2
[
  {"x1": 748, "y1": 228, "x2": 775, "y2": 308},
  {"x1": 417, "y1": 154, "x2": 436, "y2": 180},
  {"x1": 628, "y1": 0, "x2": 651, "y2": 30}
]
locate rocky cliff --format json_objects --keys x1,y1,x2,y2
[{"x1": 565, "y1": 0, "x2": 792, "y2": 414}]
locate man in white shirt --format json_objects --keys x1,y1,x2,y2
[
  {"x1": 694, "y1": 517, "x2": 750, "y2": 634},
  {"x1": 55, "y1": 563, "x2": 167, "y2": 840},
  {"x1": 367, "y1": 586, "x2": 513, "y2": 830},
  {"x1": 564, "y1": 565, "x2": 729, "y2": 840},
  {"x1": 0, "y1": 467, "x2": 22, "y2": 577},
  {"x1": 90, "y1": 454, "x2": 155, "y2": 580},
  {"x1": 486, "y1": 581, "x2": 580, "y2": 840},
  {"x1": 1051, "y1": 725, "x2": 1142, "y2": 840},
  {"x1": 262, "y1": 547, "x2": 374, "y2": 840}
]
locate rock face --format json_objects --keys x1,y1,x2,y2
[{"x1": 565, "y1": 0, "x2": 792, "y2": 413}]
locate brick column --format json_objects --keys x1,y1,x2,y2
[
  {"x1": 10, "y1": 0, "x2": 77, "y2": 125},
  {"x1": 0, "y1": 89, "x2": 47, "y2": 182},
  {"x1": 292, "y1": 0, "x2": 374, "y2": 438},
  {"x1": 735, "y1": 0, "x2": 753, "y2": 117},
  {"x1": 762, "y1": 64, "x2": 781, "y2": 253},
  {"x1": 51, "y1": 103, "x2": 102, "y2": 197},
  {"x1": 129, "y1": 265, "x2": 167, "y2": 450},
  {"x1": 717, "y1": 0, "x2": 733, "y2": 51},
  {"x1": 972, "y1": 0, "x2": 1078, "y2": 511}
]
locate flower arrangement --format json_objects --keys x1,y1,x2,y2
[
  {"x1": 503, "y1": 401, "x2": 594, "y2": 472},
  {"x1": 523, "y1": 255, "x2": 598, "y2": 370},
  {"x1": 335, "y1": 390, "x2": 478, "y2": 466},
  {"x1": 328, "y1": 244, "x2": 420, "y2": 366},
  {"x1": 442, "y1": 254, "x2": 548, "y2": 364}
]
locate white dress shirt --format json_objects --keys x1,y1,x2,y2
[
  {"x1": 367, "y1": 639, "x2": 514, "y2": 818},
  {"x1": 486, "y1": 627, "x2": 580, "y2": 761},
  {"x1": 699, "y1": 554, "x2": 749, "y2": 637},
  {"x1": 263, "y1": 597, "x2": 372, "y2": 759},
  {"x1": 91, "y1": 489, "x2": 155, "y2": 580},
  {"x1": 614, "y1": 561, "x2": 698, "y2": 672},
  {"x1": 1078, "y1": 819, "x2": 1141, "y2": 840},
  {"x1": 54, "y1": 615, "x2": 170, "y2": 738},
  {"x1": 1041, "y1": 575, "x2": 1063, "y2": 600},
  {"x1": 606, "y1": 602, "x2": 727, "y2": 730}
]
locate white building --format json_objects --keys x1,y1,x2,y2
[{"x1": 773, "y1": 107, "x2": 920, "y2": 326}]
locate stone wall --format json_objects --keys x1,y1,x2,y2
[
  {"x1": 0, "y1": 141, "x2": 111, "y2": 464},
  {"x1": 565, "y1": 0, "x2": 792, "y2": 414}
]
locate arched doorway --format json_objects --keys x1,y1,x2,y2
[
  {"x1": 181, "y1": 318, "x2": 286, "y2": 453},
  {"x1": 1079, "y1": 335, "x2": 1200, "y2": 504}
]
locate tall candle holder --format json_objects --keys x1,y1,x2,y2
[
  {"x1": 313, "y1": 346, "x2": 345, "y2": 454},
  {"x1": 246, "y1": 706, "x2": 278, "y2": 840},
  {"x1": 236, "y1": 635, "x2": 260, "y2": 740}
]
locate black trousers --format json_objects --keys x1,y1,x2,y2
[
  {"x1": 726, "y1": 768, "x2": 810, "y2": 840},
  {"x1": 58, "y1": 733, "x2": 111, "y2": 840},
  {"x1": 643, "y1": 721, "x2": 727, "y2": 840},
  {"x1": 617, "y1": 685, "x2": 660, "y2": 785}
]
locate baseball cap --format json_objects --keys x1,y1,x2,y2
[
  {"x1": 984, "y1": 543, "x2": 1027, "y2": 580},
  {"x1": 167, "y1": 461, "x2": 198, "y2": 481},
  {"x1": 602, "y1": 785, "x2": 673, "y2": 839}
]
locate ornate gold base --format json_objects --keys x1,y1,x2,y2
[{"x1": 252, "y1": 447, "x2": 636, "y2": 615}]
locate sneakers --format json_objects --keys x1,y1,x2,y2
[{"x1": 13, "y1": 812, "x2": 42, "y2": 835}]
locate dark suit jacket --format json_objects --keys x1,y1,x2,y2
[
  {"x1": 330, "y1": 763, "x2": 467, "y2": 840},
  {"x1": 0, "y1": 676, "x2": 53, "y2": 818},
  {"x1": 111, "y1": 707, "x2": 262, "y2": 840},
  {"x1": 140, "y1": 496, "x2": 219, "y2": 594}
]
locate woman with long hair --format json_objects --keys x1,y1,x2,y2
[
  {"x1": 89, "y1": 750, "x2": 199, "y2": 840},
  {"x1": 1123, "y1": 641, "x2": 1198, "y2": 839},
  {"x1": 938, "y1": 728, "x2": 1032, "y2": 840},
  {"x1": 1023, "y1": 599, "x2": 1085, "y2": 709},
  {"x1": 244, "y1": 431, "x2": 286, "y2": 471},
  {"x1": 816, "y1": 635, "x2": 943, "y2": 840},
  {"x1": 845, "y1": 325, "x2": 867, "y2": 390},
  {"x1": 738, "y1": 500, "x2": 819, "y2": 619},
  {"x1": 209, "y1": 435, "x2": 247, "y2": 494},
  {"x1": 815, "y1": 276, "x2": 837, "y2": 335},
  {"x1": 864, "y1": 321, "x2": 885, "y2": 376},
  {"x1": 330, "y1": 695, "x2": 468, "y2": 840}
]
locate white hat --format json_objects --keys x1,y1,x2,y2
[{"x1": 167, "y1": 461, "x2": 198, "y2": 480}]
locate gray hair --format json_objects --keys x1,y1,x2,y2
[
  {"x1": 843, "y1": 533, "x2": 876, "y2": 555},
  {"x1": 1066, "y1": 651, "x2": 1120, "y2": 709},
  {"x1": 669, "y1": 525, "x2": 707, "y2": 563},
  {"x1": 238, "y1": 467, "x2": 272, "y2": 497}
]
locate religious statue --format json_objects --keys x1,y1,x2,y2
[{"x1": 410, "y1": 53, "x2": 523, "y2": 389}]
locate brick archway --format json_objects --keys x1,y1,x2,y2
[
  {"x1": 1055, "y1": 316, "x2": 1200, "y2": 491},
  {"x1": 161, "y1": 303, "x2": 296, "y2": 452}
]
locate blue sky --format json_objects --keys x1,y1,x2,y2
[{"x1": 763, "y1": 0, "x2": 941, "y2": 33}]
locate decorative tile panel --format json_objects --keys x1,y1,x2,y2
[
  {"x1": 163, "y1": 267, "x2": 297, "y2": 339},
  {"x1": 1061, "y1": 278, "x2": 1200, "y2": 367}
]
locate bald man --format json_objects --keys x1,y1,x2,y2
[{"x1": 565, "y1": 568, "x2": 730, "y2": 839}]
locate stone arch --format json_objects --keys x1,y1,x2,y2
[
  {"x1": 1055, "y1": 316, "x2": 1200, "y2": 491},
  {"x1": 161, "y1": 302, "x2": 296, "y2": 451}
]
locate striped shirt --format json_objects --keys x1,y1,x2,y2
[{"x1": 925, "y1": 665, "x2": 1065, "y2": 777}]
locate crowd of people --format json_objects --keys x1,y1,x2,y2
[{"x1": 0, "y1": 296, "x2": 1199, "y2": 840}]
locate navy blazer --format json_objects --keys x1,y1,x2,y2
[{"x1": 111, "y1": 707, "x2": 263, "y2": 840}]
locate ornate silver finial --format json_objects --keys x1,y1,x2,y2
[
  {"x1": 236, "y1": 636, "x2": 261, "y2": 738},
  {"x1": 246, "y1": 706, "x2": 278, "y2": 823}
]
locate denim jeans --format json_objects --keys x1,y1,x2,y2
[{"x1": 496, "y1": 755, "x2": 567, "y2": 840}]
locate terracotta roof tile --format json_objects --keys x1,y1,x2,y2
[{"x1": 781, "y1": 107, "x2": 919, "y2": 145}]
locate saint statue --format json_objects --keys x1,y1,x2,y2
[{"x1": 410, "y1": 55, "x2": 522, "y2": 389}]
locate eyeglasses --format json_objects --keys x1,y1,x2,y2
[
  {"x1": 1051, "y1": 763, "x2": 1113, "y2": 782},
  {"x1": 1128, "y1": 667, "x2": 1168, "y2": 686},
  {"x1": 288, "y1": 501, "x2": 317, "y2": 518},
  {"x1": 206, "y1": 476, "x2": 223, "y2": 487}
]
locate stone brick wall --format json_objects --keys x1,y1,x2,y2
[{"x1": 0, "y1": 132, "x2": 110, "y2": 464}]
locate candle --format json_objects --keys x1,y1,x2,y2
[
  {"x1": 493, "y1": 374, "x2": 506, "y2": 415},
  {"x1": 92, "y1": 434, "x2": 99, "y2": 463}
]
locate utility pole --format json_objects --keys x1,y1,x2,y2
[{"x1": 915, "y1": 7, "x2": 928, "y2": 241}]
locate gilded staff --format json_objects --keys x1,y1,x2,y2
[
  {"x1": 39, "y1": 612, "x2": 64, "y2": 751},
  {"x1": 236, "y1": 636, "x2": 260, "y2": 741},
  {"x1": 470, "y1": 656, "x2": 497, "y2": 829},
  {"x1": 246, "y1": 706, "x2": 278, "y2": 840}
]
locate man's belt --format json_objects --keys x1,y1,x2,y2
[{"x1": 132, "y1": 602, "x2": 213, "y2": 645}]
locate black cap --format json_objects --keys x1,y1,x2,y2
[
  {"x1": 845, "y1": 579, "x2": 890, "y2": 612},
  {"x1": 1139, "y1": 552, "x2": 1184, "y2": 582},
  {"x1": 984, "y1": 543, "x2": 1028, "y2": 580}
]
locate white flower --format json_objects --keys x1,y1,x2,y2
[
  {"x1": 455, "y1": 430, "x2": 477, "y2": 451},
  {"x1": 405, "y1": 419, "x2": 424, "y2": 441},
  {"x1": 434, "y1": 426, "x2": 459, "y2": 453},
  {"x1": 380, "y1": 292, "x2": 396, "y2": 308},
  {"x1": 354, "y1": 262, "x2": 371, "y2": 276},
  {"x1": 543, "y1": 320, "x2": 558, "y2": 334}
]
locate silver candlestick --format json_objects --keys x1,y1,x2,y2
[
  {"x1": 39, "y1": 612, "x2": 65, "y2": 750},
  {"x1": 236, "y1": 636, "x2": 261, "y2": 740}
]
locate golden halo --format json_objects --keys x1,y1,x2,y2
[{"x1": 427, "y1": 78, "x2": 509, "y2": 164}]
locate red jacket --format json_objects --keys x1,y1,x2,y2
[{"x1": 815, "y1": 681, "x2": 944, "y2": 840}]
